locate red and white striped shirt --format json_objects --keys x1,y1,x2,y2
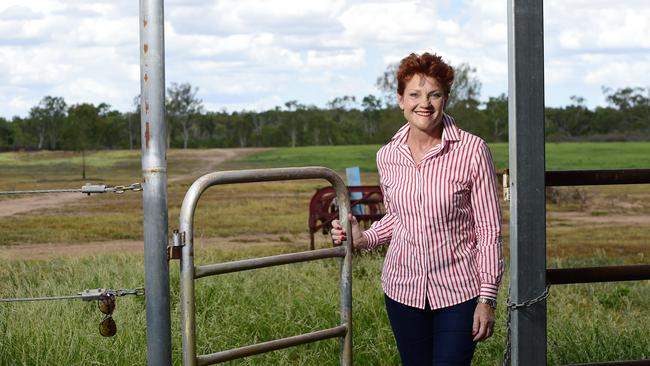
[{"x1": 363, "y1": 114, "x2": 504, "y2": 310}]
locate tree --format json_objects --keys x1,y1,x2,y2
[
  {"x1": 326, "y1": 96, "x2": 358, "y2": 144},
  {"x1": 603, "y1": 86, "x2": 649, "y2": 110},
  {"x1": 284, "y1": 100, "x2": 303, "y2": 147},
  {"x1": 485, "y1": 94, "x2": 508, "y2": 141},
  {"x1": 375, "y1": 62, "x2": 399, "y2": 107},
  {"x1": 127, "y1": 95, "x2": 141, "y2": 150},
  {"x1": 447, "y1": 63, "x2": 481, "y2": 109},
  {"x1": 0, "y1": 117, "x2": 13, "y2": 149},
  {"x1": 26, "y1": 96, "x2": 67, "y2": 149},
  {"x1": 361, "y1": 94, "x2": 382, "y2": 139},
  {"x1": 375, "y1": 61, "x2": 482, "y2": 109},
  {"x1": 166, "y1": 82, "x2": 203, "y2": 149},
  {"x1": 64, "y1": 103, "x2": 104, "y2": 178},
  {"x1": 603, "y1": 86, "x2": 650, "y2": 136}
]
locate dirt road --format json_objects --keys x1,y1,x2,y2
[{"x1": 0, "y1": 148, "x2": 264, "y2": 218}]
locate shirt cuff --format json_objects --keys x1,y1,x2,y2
[
  {"x1": 362, "y1": 230, "x2": 379, "y2": 249},
  {"x1": 479, "y1": 283, "x2": 499, "y2": 300}
]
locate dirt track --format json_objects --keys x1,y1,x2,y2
[
  {"x1": 0, "y1": 233, "x2": 312, "y2": 261},
  {"x1": 0, "y1": 148, "x2": 264, "y2": 218}
]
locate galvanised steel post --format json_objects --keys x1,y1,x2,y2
[
  {"x1": 507, "y1": 0, "x2": 546, "y2": 364},
  {"x1": 139, "y1": 0, "x2": 172, "y2": 364}
]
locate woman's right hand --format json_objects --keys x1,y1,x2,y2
[{"x1": 331, "y1": 213, "x2": 367, "y2": 249}]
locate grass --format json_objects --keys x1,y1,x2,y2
[
  {"x1": 0, "y1": 247, "x2": 648, "y2": 365},
  {"x1": 233, "y1": 141, "x2": 650, "y2": 172},
  {"x1": 0, "y1": 143, "x2": 649, "y2": 365}
]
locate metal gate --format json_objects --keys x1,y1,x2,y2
[{"x1": 173, "y1": 167, "x2": 353, "y2": 366}]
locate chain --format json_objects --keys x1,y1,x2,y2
[
  {"x1": 0, "y1": 183, "x2": 143, "y2": 196},
  {"x1": 104, "y1": 183, "x2": 143, "y2": 194},
  {"x1": 502, "y1": 285, "x2": 551, "y2": 366},
  {"x1": 0, "y1": 287, "x2": 145, "y2": 303}
]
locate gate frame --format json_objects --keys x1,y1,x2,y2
[
  {"x1": 508, "y1": 1, "x2": 650, "y2": 364},
  {"x1": 177, "y1": 167, "x2": 353, "y2": 366}
]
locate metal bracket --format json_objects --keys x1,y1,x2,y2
[
  {"x1": 167, "y1": 229, "x2": 184, "y2": 261},
  {"x1": 503, "y1": 169, "x2": 510, "y2": 202},
  {"x1": 79, "y1": 288, "x2": 106, "y2": 301},
  {"x1": 81, "y1": 184, "x2": 108, "y2": 195}
]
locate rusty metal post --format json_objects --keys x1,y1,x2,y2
[{"x1": 139, "y1": 0, "x2": 171, "y2": 364}]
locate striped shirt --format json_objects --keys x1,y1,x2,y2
[{"x1": 362, "y1": 114, "x2": 504, "y2": 310}]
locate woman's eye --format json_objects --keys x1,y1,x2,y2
[{"x1": 409, "y1": 93, "x2": 419, "y2": 98}]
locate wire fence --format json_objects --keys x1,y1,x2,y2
[{"x1": 0, "y1": 182, "x2": 143, "y2": 196}]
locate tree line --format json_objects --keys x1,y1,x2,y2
[{"x1": 1, "y1": 65, "x2": 649, "y2": 151}]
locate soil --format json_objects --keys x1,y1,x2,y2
[
  {"x1": 0, "y1": 148, "x2": 266, "y2": 218},
  {"x1": 2, "y1": 148, "x2": 648, "y2": 260},
  {"x1": 0, "y1": 233, "x2": 312, "y2": 261},
  {"x1": 549, "y1": 211, "x2": 650, "y2": 225}
]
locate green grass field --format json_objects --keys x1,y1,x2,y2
[
  {"x1": 0, "y1": 143, "x2": 649, "y2": 365},
  {"x1": 233, "y1": 141, "x2": 650, "y2": 171}
]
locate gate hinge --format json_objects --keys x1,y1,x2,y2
[
  {"x1": 167, "y1": 229, "x2": 184, "y2": 261},
  {"x1": 503, "y1": 169, "x2": 510, "y2": 202}
]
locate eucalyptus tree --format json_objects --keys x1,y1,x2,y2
[
  {"x1": 166, "y1": 82, "x2": 203, "y2": 149},
  {"x1": 26, "y1": 96, "x2": 67, "y2": 149}
]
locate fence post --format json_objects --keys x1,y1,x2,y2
[
  {"x1": 346, "y1": 167, "x2": 363, "y2": 215},
  {"x1": 507, "y1": 0, "x2": 547, "y2": 364},
  {"x1": 139, "y1": 0, "x2": 172, "y2": 364}
]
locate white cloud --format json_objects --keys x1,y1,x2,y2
[
  {"x1": 0, "y1": 5, "x2": 42, "y2": 20},
  {"x1": 0, "y1": 0, "x2": 649, "y2": 118}
]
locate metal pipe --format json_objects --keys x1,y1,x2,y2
[
  {"x1": 195, "y1": 246, "x2": 345, "y2": 279},
  {"x1": 139, "y1": 0, "x2": 171, "y2": 365},
  {"x1": 196, "y1": 325, "x2": 348, "y2": 365},
  {"x1": 547, "y1": 265, "x2": 650, "y2": 285},
  {"x1": 546, "y1": 169, "x2": 650, "y2": 186},
  {"x1": 179, "y1": 167, "x2": 353, "y2": 366},
  {"x1": 561, "y1": 360, "x2": 650, "y2": 366}
]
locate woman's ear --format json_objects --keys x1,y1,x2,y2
[{"x1": 397, "y1": 93, "x2": 404, "y2": 110}]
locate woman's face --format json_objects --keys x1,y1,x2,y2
[{"x1": 397, "y1": 74, "x2": 446, "y2": 136}]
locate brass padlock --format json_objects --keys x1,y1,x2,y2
[
  {"x1": 99, "y1": 316, "x2": 117, "y2": 337},
  {"x1": 98, "y1": 295, "x2": 116, "y2": 315}
]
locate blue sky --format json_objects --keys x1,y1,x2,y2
[{"x1": 1, "y1": 0, "x2": 649, "y2": 119}]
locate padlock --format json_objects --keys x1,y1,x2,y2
[
  {"x1": 98, "y1": 295, "x2": 116, "y2": 315},
  {"x1": 99, "y1": 316, "x2": 117, "y2": 337}
]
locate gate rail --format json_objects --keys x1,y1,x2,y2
[
  {"x1": 176, "y1": 167, "x2": 353, "y2": 366},
  {"x1": 543, "y1": 169, "x2": 650, "y2": 366}
]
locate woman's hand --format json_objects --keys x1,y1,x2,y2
[
  {"x1": 472, "y1": 303, "x2": 496, "y2": 342},
  {"x1": 331, "y1": 213, "x2": 367, "y2": 249}
]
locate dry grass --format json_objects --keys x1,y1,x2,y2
[{"x1": 0, "y1": 147, "x2": 649, "y2": 365}]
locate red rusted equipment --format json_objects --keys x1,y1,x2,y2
[{"x1": 308, "y1": 186, "x2": 385, "y2": 250}]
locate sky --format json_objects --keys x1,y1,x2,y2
[{"x1": 0, "y1": 0, "x2": 649, "y2": 119}]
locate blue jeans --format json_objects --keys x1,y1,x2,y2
[{"x1": 384, "y1": 295, "x2": 478, "y2": 366}]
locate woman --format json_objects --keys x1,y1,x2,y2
[{"x1": 331, "y1": 52, "x2": 503, "y2": 366}]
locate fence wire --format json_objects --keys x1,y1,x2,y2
[
  {"x1": 0, "y1": 287, "x2": 145, "y2": 303},
  {"x1": 0, "y1": 183, "x2": 143, "y2": 196}
]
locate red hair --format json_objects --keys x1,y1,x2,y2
[{"x1": 396, "y1": 52, "x2": 454, "y2": 96}]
